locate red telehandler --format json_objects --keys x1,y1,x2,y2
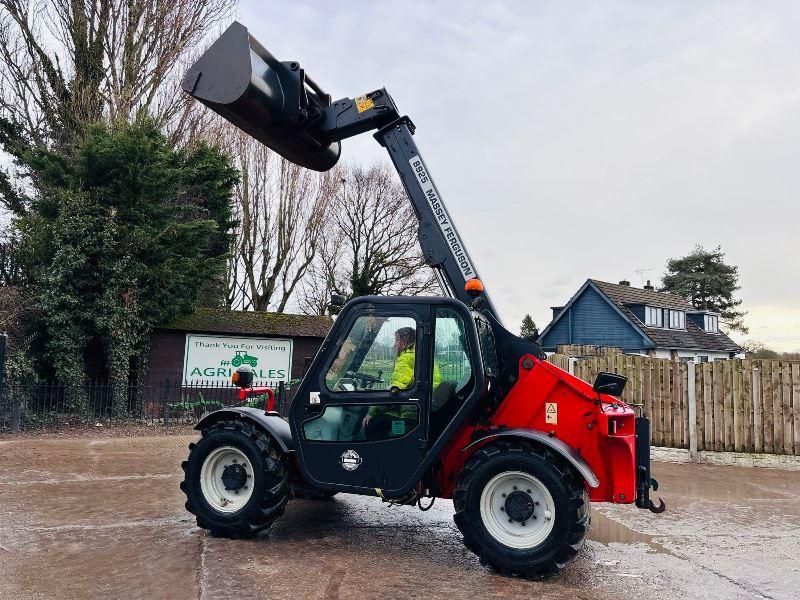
[{"x1": 179, "y1": 22, "x2": 665, "y2": 579}]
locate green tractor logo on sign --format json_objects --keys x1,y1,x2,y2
[{"x1": 231, "y1": 350, "x2": 258, "y2": 368}]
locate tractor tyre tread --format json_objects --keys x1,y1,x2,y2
[
  {"x1": 181, "y1": 419, "x2": 289, "y2": 538},
  {"x1": 452, "y1": 439, "x2": 589, "y2": 580}
]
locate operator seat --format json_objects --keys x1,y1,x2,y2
[
  {"x1": 432, "y1": 381, "x2": 457, "y2": 411},
  {"x1": 430, "y1": 373, "x2": 473, "y2": 440}
]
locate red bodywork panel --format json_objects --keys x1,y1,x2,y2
[
  {"x1": 238, "y1": 387, "x2": 275, "y2": 412},
  {"x1": 436, "y1": 356, "x2": 637, "y2": 504}
]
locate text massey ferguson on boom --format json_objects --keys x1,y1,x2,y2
[{"x1": 179, "y1": 21, "x2": 664, "y2": 579}]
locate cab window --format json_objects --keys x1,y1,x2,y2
[
  {"x1": 325, "y1": 315, "x2": 418, "y2": 392},
  {"x1": 303, "y1": 403, "x2": 419, "y2": 443},
  {"x1": 430, "y1": 307, "x2": 474, "y2": 440}
]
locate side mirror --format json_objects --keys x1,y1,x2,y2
[
  {"x1": 330, "y1": 294, "x2": 347, "y2": 307},
  {"x1": 232, "y1": 365, "x2": 255, "y2": 388},
  {"x1": 593, "y1": 372, "x2": 627, "y2": 397},
  {"x1": 328, "y1": 293, "x2": 347, "y2": 315}
]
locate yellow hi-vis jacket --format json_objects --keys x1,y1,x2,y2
[{"x1": 368, "y1": 346, "x2": 442, "y2": 420}]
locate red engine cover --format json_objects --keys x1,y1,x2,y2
[{"x1": 437, "y1": 355, "x2": 637, "y2": 504}]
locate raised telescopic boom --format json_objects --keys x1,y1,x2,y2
[{"x1": 183, "y1": 21, "x2": 499, "y2": 319}]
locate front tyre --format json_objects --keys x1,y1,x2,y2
[
  {"x1": 453, "y1": 441, "x2": 589, "y2": 579},
  {"x1": 180, "y1": 419, "x2": 289, "y2": 538}
]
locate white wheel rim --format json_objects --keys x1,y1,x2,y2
[
  {"x1": 479, "y1": 470, "x2": 556, "y2": 549},
  {"x1": 199, "y1": 446, "x2": 254, "y2": 514}
]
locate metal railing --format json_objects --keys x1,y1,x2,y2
[{"x1": 0, "y1": 380, "x2": 298, "y2": 433}]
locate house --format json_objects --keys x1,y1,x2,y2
[
  {"x1": 146, "y1": 308, "x2": 333, "y2": 386},
  {"x1": 538, "y1": 279, "x2": 742, "y2": 362}
]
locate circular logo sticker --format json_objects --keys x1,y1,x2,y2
[{"x1": 340, "y1": 449, "x2": 362, "y2": 471}]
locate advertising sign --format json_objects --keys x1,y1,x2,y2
[{"x1": 183, "y1": 334, "x2": 293, "y2": 384}]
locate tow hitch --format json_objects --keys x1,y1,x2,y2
[{"x1": 635, "y1": 416, "x2": 666, "y2": 513}]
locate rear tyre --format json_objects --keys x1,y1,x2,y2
[
  {"x1": 180, "y1": 419, "x2": 289, "y2": 538},
  {"x1": 453, "y1": 440, "x2": 589, "y2": 579}
]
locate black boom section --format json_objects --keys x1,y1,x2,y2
[{"x1": 375, "y1": 120, "x2": 499, "y2": 318}]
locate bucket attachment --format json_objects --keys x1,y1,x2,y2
[{"x1": 182, "y1": 21, "x2": 341, "y2": 171}]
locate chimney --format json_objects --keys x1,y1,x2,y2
[
  {"x1": 618, "y1": 279, "x2": 630, "y2": 286},
  {"x1": 643, "y1": 280, "x2": 654, "y2": 291}
]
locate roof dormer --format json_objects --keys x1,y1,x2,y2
[{"x1": 688, "y1": 311, "x2": 720, "y2": 333}]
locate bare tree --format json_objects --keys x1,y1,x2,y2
[
  {"x1": 223, "y1": 128, "x2": 340, "y2": 312},
  {"x1": 0, "y1": 0, "x2": 234, "y2": 147},
  {"x1": 299, "y1": 163, "x2": 437, "y2": 315}
]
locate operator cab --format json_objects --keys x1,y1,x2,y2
[{"x1": 288, "y1": 295, "x2": 497, "y2": 497}]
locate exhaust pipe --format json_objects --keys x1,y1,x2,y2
[{"x1": 183, "y1": 21, "x2": 341, "y2": 171}]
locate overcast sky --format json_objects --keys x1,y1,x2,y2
[{"x1": 240, "y1": 0, "x2": 800, "y2": 351}]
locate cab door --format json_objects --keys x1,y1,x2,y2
[{"x1": 290, "y1": 300, "x2": 433, "y2": 496}]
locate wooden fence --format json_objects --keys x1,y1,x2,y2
[{"x1": 546, "y1": 354, "x2": 800, "y2": 455}]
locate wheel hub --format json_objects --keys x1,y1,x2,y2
[
  {"x1": 221, "y1": 463, "x2": 248, "y2": 491},
  {"x1": 199, "y1": 446, "x2": 254, "y2": 514},
  {"x1": 479, "y1": 470, "x2": 556, "y2": 550},
  {"x1": 504, "y1": 490, "x2": 535, "y2": 522}
]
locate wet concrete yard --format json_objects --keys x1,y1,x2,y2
[{"x1": 0, "y1": 434, "x2": 798, "y2": 599}]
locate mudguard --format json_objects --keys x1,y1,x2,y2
[
  {"x1": 195, "y1": 407, "x2": 294, "y2": 453},
  {"x1": 462, "y1": 428, "x2": 600, "y2": 488}
]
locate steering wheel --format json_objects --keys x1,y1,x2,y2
[{"x1": 344, "y1": 370, "x2": 383, "y2": 389}]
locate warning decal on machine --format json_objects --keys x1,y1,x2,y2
[
  {"x1": 355, "y1": 94, "x2": 374, "y2": 113},
  {"x1": 408, "y1": 155, "x2": 476, "y2": 281},
  {"x1": 545, "y1": 402, "x2": 558, "y2": 425}
]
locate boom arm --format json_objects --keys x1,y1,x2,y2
[
  {"x1": 316, "y1": 89, "x2": 500, "y2": 319},
  {"x1": 183, "y1": 22, "x2": 499, "y2": 319}
]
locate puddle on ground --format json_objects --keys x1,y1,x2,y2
[{"x1": 589, "y1": 510, "x2": 674, "y2": 555}]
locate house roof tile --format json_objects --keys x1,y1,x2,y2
[
  {"x1": 591, "y1": 280, "x2": 741, "y2": 352},
  {"x1": 160, "y1": 308, "x2": 332, "y2": 338},
  {"x1": 591, "y1": 280, "x2": 694, "y2": 310}
]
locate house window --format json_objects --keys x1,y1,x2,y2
[
  {"x1": 698, "y1": 356, "x2": 709, "y2": 363},
  {"x1": 644, "y1": 306, "x2": 663, "y2": 327},
  {"x1": 704, "y1": 314, "x2": 719, "y2": 333},
  {"x1": 668, "y1": 310, "x2": 685, "y2": 329}
]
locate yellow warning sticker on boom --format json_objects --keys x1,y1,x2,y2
[
  {"x1": 355, "y1": 94, "x2": 374, "y2": 113},
  {"x1": 545, "y1": 402, "x2": 557, "y2": 425}
]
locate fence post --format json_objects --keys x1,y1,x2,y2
[
  {"x1": 162, "y1": 379, "x2": 171, "y2": 429},
  {"x1": 277, "y1": 381, "x2": 285, "y2": 413},
  {"x1": 687, "y1": 360, "x2": 699, "y2": 462},
  {"x1": 568, "y1": 357, "x2": 577, "y2": 376}
]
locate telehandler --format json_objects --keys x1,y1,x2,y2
[{"x1": 180, "y1": 22, "x2": 664, "y2": 578}]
